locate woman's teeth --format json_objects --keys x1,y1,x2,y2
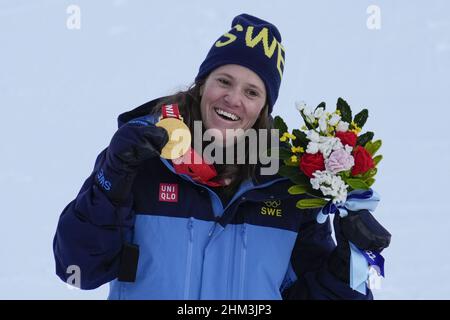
[{"x1": 214, "y1": 108, "x2": 240, "y2": 121}]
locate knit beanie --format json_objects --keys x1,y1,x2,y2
[{"x1": 195, "y1": 13, "x2": 285, "y2": 113}]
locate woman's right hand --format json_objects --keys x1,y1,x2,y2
[
  {"x1": 106, "y1": 118, "x2": 169, "y2": 173},
  {"x1": 95, "y1": 118, "x2": 169, "y2": 204}
]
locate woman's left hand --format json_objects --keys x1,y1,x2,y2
[{"x1": 328, "y1": 209, "x2": 391, "y2": 284}]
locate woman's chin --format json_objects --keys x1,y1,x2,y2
[
  {"x1": 203, "y1": 121, "x2": 248, "y2": 148},
  {"x1": 207, "y1": 134, "x2": 236, "y2": 149}
]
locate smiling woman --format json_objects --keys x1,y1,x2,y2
[
  {"x1": 200, "y1": 65, "x2": 267, "y2": 137},
  {"x1": 53, "y1": 13, "x2": 378, "y2": 300}
]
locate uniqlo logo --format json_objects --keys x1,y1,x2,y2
[{"x1": 159, "y1": 183, "x2": 178, "y2": 202}]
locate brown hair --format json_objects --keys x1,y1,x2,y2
[{"x1": 151, "y1": 80, "x2": 272, "y2": 196}]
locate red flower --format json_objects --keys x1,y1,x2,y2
[
  {"x1": 351, "y1": 146, "x2": 375, "y2": 175},
  {"x1": 335, "y1": 131, "x2": 357, "y2": 147},
  {"x1": 300, "y1": 152, "x2": 325, "y2": 178}
]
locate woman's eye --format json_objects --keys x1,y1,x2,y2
[
  {"x1": 247, "y1": 89, "x2": 259, "y2": 97},
  {"x1": 218, "y1": 78, "x2": 230, "y2": 85}
]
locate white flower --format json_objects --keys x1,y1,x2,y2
[
  {"x1": 305, "y1": 134, "x2": 343, "y2": 158},
  {"x1": 295, "y1": 101, "x2": 307, "y2": 112},
  {"x1": 314, "y1": 107, "x2": 325, "y2": 119},
  {"x1": 295, "y1": 102, "x2": 318, "y2": 125},
  {"x1": 334, "y1": 183, "x2": 348, "y2": 203},
  {"x1": 329, "y1": 113, "x2": 341, "y2": 126},
  {"x1": 310, "y1": 175, "x2": 321, "y2": 190},
  {"x1": 297, "y1": 106, "x2": 316, "y2": 125},
  {"x1": 305, "y1": 111, "x2": 316, "y2": 124},
  {"x1": 310, "y1": 170, "x2": 348, "y2": 204},
  {"x1": 336, "y1": 121, "x2": 349, "y2": 132},
  {"x1": 318, "y1": 115, "x2": 328, "y2": 133},
  {"x1": 306, "y1": 141, "x2": 319, "y2": 154},
  {"x1": 306, "y1": 130, "x2": 320, "y2": 142},
  {"x1": 305, "y1": 130, "x2": 321, "y2": 154},
  {"x1": 318, "y1": 136, "x2": 343, "y2": 158}
]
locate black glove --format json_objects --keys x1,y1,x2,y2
[
  {"x1": 95, "y1": 118, "x2": 169, "y2": 204},
  {"x1": 328, "y1": 209, "x2": 391, "y2": 284}
]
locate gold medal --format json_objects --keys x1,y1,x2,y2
[{"x1": 156, "y1": 117, "x2": 191, "y2": 159}]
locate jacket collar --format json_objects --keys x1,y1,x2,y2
[{"x1": 117, "y1": 97, "x2": 165, "y2": 128}]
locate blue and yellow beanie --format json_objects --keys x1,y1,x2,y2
[{"x1": 195, "y1": 13, "x2": 285, "y2": 113}]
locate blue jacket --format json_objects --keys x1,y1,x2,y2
[{"x1": 53, "y1": 98, "x2": 372, "y2": 300}]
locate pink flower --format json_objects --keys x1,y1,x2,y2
[{"x1": 325, "y1": 149, "x2": 354, "y2": 174}]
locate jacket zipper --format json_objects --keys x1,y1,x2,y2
[
  {"x1": 184, "y1": 217, "x2": 194, "y2": 299},
  {"x1": 238, "y1": 223, "x2": 248, "y2": 300},
  {"x1": 227, "y1": 223, "x2": 237, "y2": 298}
]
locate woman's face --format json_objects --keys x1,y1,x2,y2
[{"x1": 199, "y1": 64, "x2": 267, "y2": 144}]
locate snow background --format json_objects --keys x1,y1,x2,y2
[{"x1": 1, "y1": 0, "x2": 449, "y2": 299}]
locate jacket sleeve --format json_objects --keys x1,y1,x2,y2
[
  {"x1": 53, "y1": 149, "x2": 135, "y2": 290},
  {"x1": 283, "y1": 211, "x2": 373, "y2": 300}
]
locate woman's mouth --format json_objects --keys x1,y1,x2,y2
[{"x1": 214, "y1": 108, "x2": 240, "y2": 122}]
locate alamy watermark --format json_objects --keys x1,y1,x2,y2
[
  {"x1": 66, "y1": 5, "x2": 81, "y2": 30},
  {"x1": 169, "y1": 121, "x2": 280, "y2": 176},
  {"x1": 66, "y1": 265, "x2": 81, "y2": 289},
  {"x1": 367, "y1": 5, "x2": 381, "y2": 30}
]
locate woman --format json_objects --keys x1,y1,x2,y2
[{"x1": 53, "y1": 13, "x2": 390, "y2": 299}]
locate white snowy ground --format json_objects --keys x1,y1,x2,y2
[{"x1": 0, "y1": 0, "x2": 449, "y2": 299}]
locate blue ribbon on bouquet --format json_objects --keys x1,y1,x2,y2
[
  {"x1": 316, "y1": 189, "x2": 385, "y2": 295},
  {"x1": 316, "y1": 189, "x2": 379, "y2": 224}
]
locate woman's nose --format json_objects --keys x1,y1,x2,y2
[{"x1": 224, "y1": 88, "x2": 242, "y2": 108}]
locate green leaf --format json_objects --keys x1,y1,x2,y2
[
  {"x1": 292, "y1": 129, "x2": 308, "y2": 148},
  {"x1": 306, "y1": 188, "x2": 327, "y2": 198},
  {"x1": 290, "y1": 173, "x2": 311, "y2": 186},
  {"x1": 278, "y1": 165, "x2": 311, "y2": 186},
  {"x1": 284, "y1": 159, "x2": 298, "y2": 166},
  {"x1": 296, "y1": 198, "x2": 328, "y2": 209},
  {"x1": 315, "y1": 101, "x2": 326, "y2": 111},
  {"x1": 365, "y1": 178, "x2": 375, "y2": 187},
  {"x1": 278, "y1": 165, "x2": 301, "y2": 178},
  {"x1": 362, "y1": 168, "x2": 377, "y2": 180},
  {"x1": 354, "y1": 109, "x2": 369, "y2": 129},
  {"x1": 365, "y1": 139, "x2": 382, "y2": 156},
  {"x1": 357, "y1": 131, "x2": 374, "y2": 147},
  {"x1": 346, "y1": 178, "x2": 370, "y2": 190},
  {"x1": 273, "y1": 116, "x2": 288, "y2": 133},
  {"x1": 299, "y1": 110, "x2": 315, "y2": 130},
  {"x1": 279, "y1": 147, "x2": 292, "y2": 160},
  {"x1": 288, "y1": 185, "x2": 309, "y2": 195},
  {"x1": 268, "y1": 147, "x2": 291, "y2": 160},
  {"x1": 337, "y1": 97, "x2": 352, "y2": 123},
  {"x1": 373, "y1": 154, "x2": 383, "y2": 166},
  {"x1": 340, "y1": 170, "x2": 351, "y2": 179}
]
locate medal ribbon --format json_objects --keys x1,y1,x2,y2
[{"x1": 160, "y1": 104, "x2": 223, "y2": 187}]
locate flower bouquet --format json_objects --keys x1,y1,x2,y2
[
  {"x1": 274, "y1": 97, "x2": 383, "y2": 220},
  {"x1": 273, "y1": 97, "x2": 388, "y2": 293}
]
